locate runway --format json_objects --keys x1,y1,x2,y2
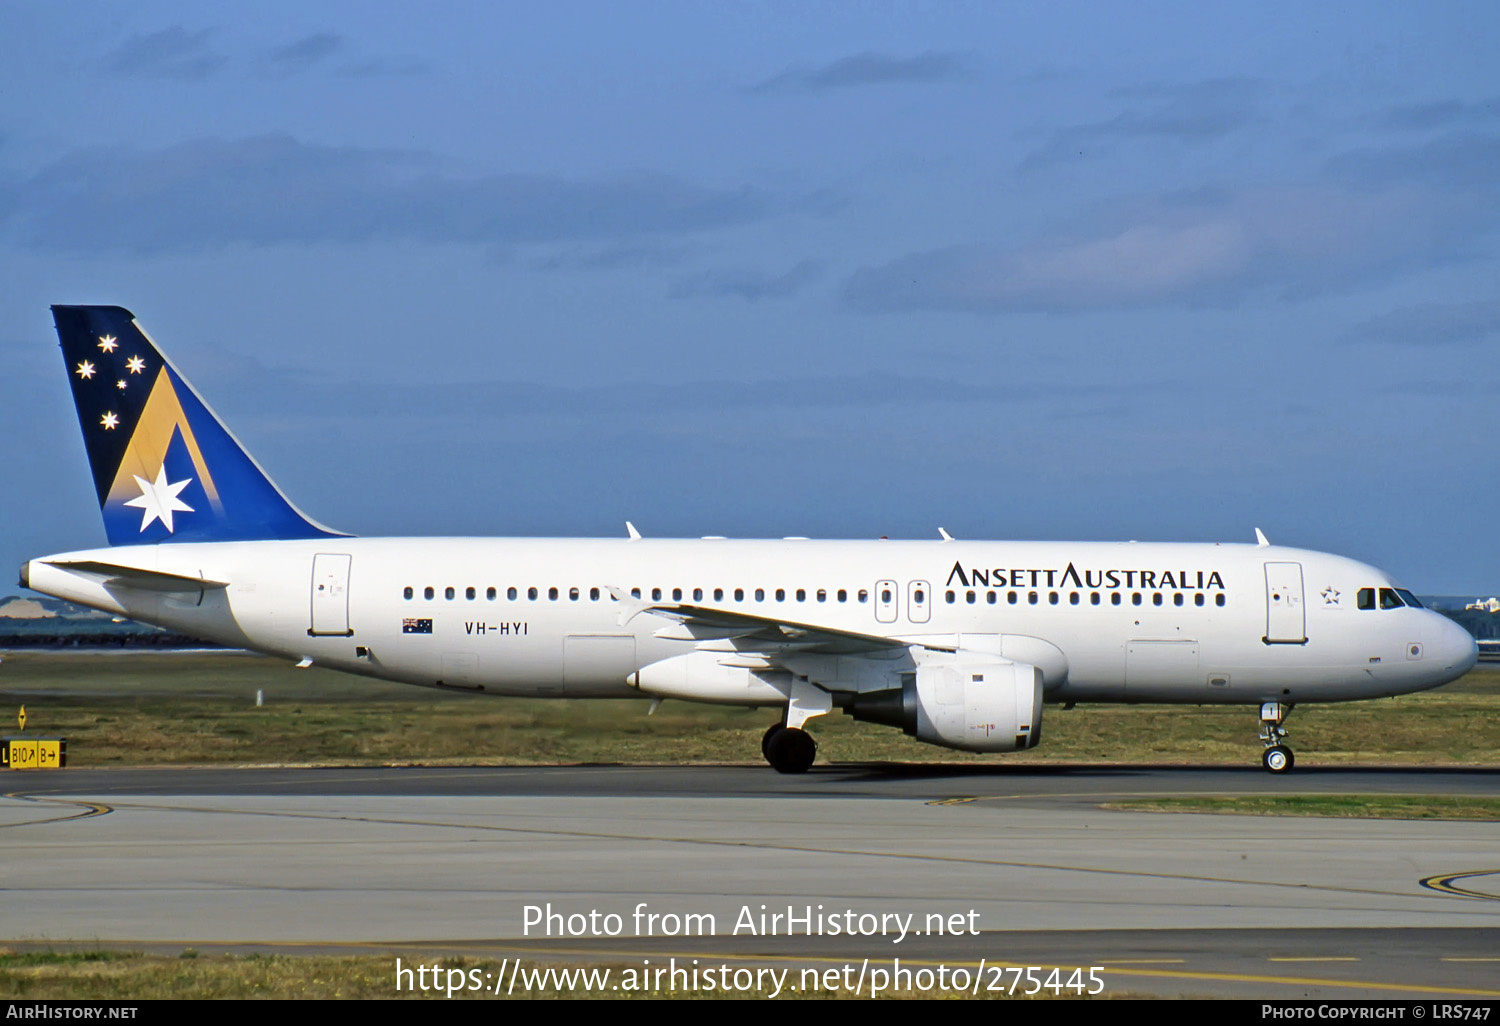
[{"x1": 3, "y1": 764, "x2": 1498, "y2": 999}]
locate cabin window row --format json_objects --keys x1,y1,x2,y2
[
  {"x1": 400, "y1": 585, "x2": 874, "y2": 603},
  {"x1": 942, "y1": 589, "x2": 1227, "y2": 608}
]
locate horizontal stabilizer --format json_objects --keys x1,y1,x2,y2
[{"x1": 43, "y1": 560, "x2": 229, "y2": 593}]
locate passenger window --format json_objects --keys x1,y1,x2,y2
[
  {"x1": 569, "y1": 587, "x2": 579, "y2": 601},
  {"x1": 672, "y1": 588, "x2": 682, "y2": 601},
  {"x1": 486, "y1": 587, "x2": 496, "y2": 600},
  {"x1": 755, "y1": 589, "x2": 765, "y2": 601},
  {"x1": 1090, "y1": 593, "x2": 1100, "y2": 605},
  {"x1": 445, "y1": 586, "x2": 455, "y2": 600},
  {"x1": 1194, "y1": 593, "x2": 1204, "y2": 607},
  {"x1": 1111, "y1": 593, "x2": 1121, "y2": 606},
  {"x1": 987, "y1": 591, "x2": 997, "y2": 604},
  {"x1": 1379, "y1": 588, "x2": 1403, "y2": 610},
  {"x1": 837, "y1": 589, "x2": 847, "y2": 602},
  {"x1": 507, "y1": 587, "x2": 518, "y2": 600},
  {"x1": 775, "y1": 588, "x2": 785, "y2": 601},
  {"x1": 424, "y1": 586, "x2": 434, "y2": 600},
  {"x1": 1174, "y1": 593, "x2": 1183, "y2": 606},
  {"x1": 693, "y1": 588, "x2": 703, "y2": 601},
  {"x1": 714, "y1": 588, "x2": 724, "y2": 601},
  {"x1": 1132, "y1": 593, "x2": 1142, "y2": 606},
  {"x1": 590, "y1": 587, "x2": 600, "y2": 601},
  {"x1": 817, "y1": 589, "x2": 827, "y2": 602},
  {"x1": 630, "y1": 587, "x2": 641, "y2": 599},
  {"x1": 858, "y1": 590, "x2": 868, "y2": 603},
  {"x1": 465, "y1": 586, "x2": 476, "y2": 600},
  {"x1": 1069, "y1": 592, "x2": 1079, "y2": 605},
  {"x1": 967, "y1": 590, "x2": 976, "y2": 604},
  {"x1": 945, "y1": 590, "x2": 955, "y2": 603},
  {"x1": 1028, "y1": 591, "x2": 1038, "y2": 605},
  {"x1": 403, "y1": 586, "x2": 413, "y2": 600},
  {"x1": 1215, "y1": 594, "x2": 1226, "y2": 607},
  {"x1": 1152, "y1": 593, "x2": 1163, "y2": 606},
  {"x1": 1048, "y1": 592, "x2": 1058, "y2": 605},
  {"x1": 652, "y1": 588, "x2": 662, "y2": 601},
  {"x1": 529, "y1": 587, "x2": 539, "y2": 600},
  {"x1": 548, "y1": 587, "x2": 558, "y2": 601},
  {"x1": 796, "y1": 589, "x2": 806, "y2": 601},
  {"x1": 735, "y1": 588, "x2": 744, "y2": 601},
  {"x1": 885, "y1": 588, "x2": 896, "y2": 604},
  {"x1": 1008, "y1": 591, "x2": 1018, "y2": 604}
]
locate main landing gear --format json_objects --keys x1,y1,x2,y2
[
  {"x1": 1258, "y1": 701, "x2": 1295, "y2": 773},
  {"x1": 762, "y1": 722, "x2": 817, "y2": 774}
]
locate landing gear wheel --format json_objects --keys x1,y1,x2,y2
[
  {"x1": 765, "y1": 726, "x2": 816, "y2": 774},
  {"x1": 761, "y1": 723, "x2": 785, "y2": 760},
  {"x1": 1262, "y1": 745, "x2": 1294, "y2": 774}
]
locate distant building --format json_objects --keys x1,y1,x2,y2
[{"x1": 1465, "y1": 597, "x2": 1500, "y2": 613}]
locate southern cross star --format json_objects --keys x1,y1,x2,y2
[
  {"x1": 75, "y1": 361, "x2": 95, "y2": 379},
  {"x1": 123, "y1": 465, "x2": 195, "y2": 533},
  {"x1": 116, "y1": 379, "x2": 127, "y2": 390},
  {"x1": 100, "y1": 412, "x2": 119, "y2": 430},
  {"x1": 126, "y1": 355, "x2": 146, "y2": 374},
  {"x1": 97, "y1": 335, "x2": 118, "y2": 353}
]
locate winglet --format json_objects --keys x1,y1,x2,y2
[
  {"x1": 938, "y1": 527, "x2": 954, "y2": 542},
  {"x1": 625, "y1": 521, "x2": 641, "y2": 540},
  {"x1": 1254, "y1": 527, "x2": 1270, "y2": 547}
]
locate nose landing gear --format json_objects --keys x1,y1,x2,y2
[{"x1": 1258, "y1": 702, "x2": 1295, "y2": 773}]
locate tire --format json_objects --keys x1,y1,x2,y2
[
  {"x1": 766, "y1": 727, "x2": 817, "y2": 774},
  {"x1": 1262, "y1": 745, "x2": 1294, "y2": 773},
  {"x1": 761, "y1": 723, "x2": 785, "y2": 760}
]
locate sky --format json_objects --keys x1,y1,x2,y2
[{"x1": 1, "y1": 1, "x2": 1497, "y2": 594}]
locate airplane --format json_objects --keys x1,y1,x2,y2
[{"x1": 19, "y1": 305, "x2": 1479, "y2": 774}]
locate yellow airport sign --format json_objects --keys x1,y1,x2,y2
[{"x1": 2, "y1": 737, "x2": 66, "y2": 770}]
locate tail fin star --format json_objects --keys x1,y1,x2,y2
[{"x1": 51, "y1": 305, "x2": 345, "y2": 545}]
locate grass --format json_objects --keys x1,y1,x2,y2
[
  {"x1": 0, "y1": 949, "x2": 1108, "y2": 999},
  {"x1": 1101, "y1": 794, "x2": 1500, "y2": 820},
  {"x1": 1, "y1": 651, "x2": 1497, "y2": 768}
]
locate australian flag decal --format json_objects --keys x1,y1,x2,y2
[{"x1": 402, "y1": 618, "x2": 433, "y2": 634}]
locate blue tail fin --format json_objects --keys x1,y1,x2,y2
[{"x1": 51, "y1": 305, "x2": 344, "y2": 545}]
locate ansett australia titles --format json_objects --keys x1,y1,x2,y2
[{"x1": 523, "y1": 903, "x2": 979, "y2": 945}]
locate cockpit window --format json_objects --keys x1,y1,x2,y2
[
  {"x1": 1394, "y1": 589, "x2": 1423, "y2": 609},
  {"x1": 1357, "y1": 588, "x2": 1375, "y2": 610},
  {"x1": 1379, "y1": 587, "x2": 1404, "y2": 610}
]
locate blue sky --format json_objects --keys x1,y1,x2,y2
[{"x1": 1, "y1": 2, "x2": 1497, "y2": 593}]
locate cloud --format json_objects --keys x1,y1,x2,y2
[
  {"x1": 1344, "y1": 299, "x2": 1500, "y2": 346},
  {"x1": 530, "y1": 243, "x2": 691, "y2": 273},
  {"x1": 262, "y1": 32, "x2": 342, "y2": 76},
  {"x1": 845, "y1": 184, "x2": 1483, "y2": 312},
  {"x1": 1371, "y1": 97, "x2": 1500, "y2": 132},
  {"x1": 0, "y1": 134, "x2": 772, "y2": 256},
  {"x1": 668, "y1": 260, "x2": 822, "y2": 301},
  {"x1": 1021, "y1": 78, "x2": 1265, "y2": 169},
  {"x1": 103, "y1": 26, "x2": 226, "y2": 81},
  {"x1": 752, "y1": 51, "x2": 971, "y2": 93},
  {"x1": 1326, "y1": 131, "x2": 1500, "y2": 193}
]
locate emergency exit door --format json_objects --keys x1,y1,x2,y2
[{"x1": 310, "y1": 553, "x2": 353, "y2": 636}]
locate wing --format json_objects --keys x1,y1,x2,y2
[{"x1": 610, "y1": 587, "x2": 955, "y2": 658}]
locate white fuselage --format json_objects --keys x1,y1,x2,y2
[{"x1": 23, "y1": 537, "x2": 1478, "y2": 707}]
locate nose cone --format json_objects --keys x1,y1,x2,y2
[{"x1": 1428, "y1": 613, "x2": 1478, "y2": 682}]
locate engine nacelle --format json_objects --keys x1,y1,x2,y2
[{"x1": 847, "y1": 655, "x2": 1043, "y2": 752}]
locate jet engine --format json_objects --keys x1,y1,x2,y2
[{"x1": 846, "y1": 656, "x2": 1043, "y2": 752}]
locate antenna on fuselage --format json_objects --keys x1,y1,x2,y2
[
  {"x1": 938, "y1": 527, "x2": 954, "y2": 542},
  {"x1": 1254, "y1": 527, "x2": 1270, "y2": 547},
  {"x1": 626, "y1": 521, "x2": 642, "y2": 540}
]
